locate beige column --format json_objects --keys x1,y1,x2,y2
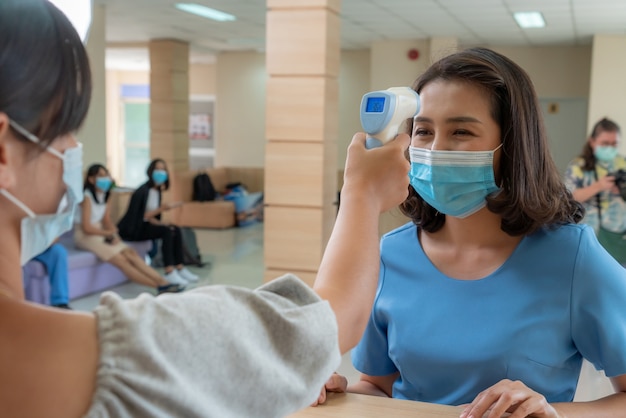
[
  {"x1": 264, "y1": 0, "x2": 341, "y2": 285},
  {"x1": 588, "y1": 35, "x2": 626, "y2": 155},
  {"x1": 149, "y1": 39, "x2": 190, "y2": 172}
]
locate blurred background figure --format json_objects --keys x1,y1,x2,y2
[{"x1": 565, "y1": 118, "x2": 626, "y2": 264}]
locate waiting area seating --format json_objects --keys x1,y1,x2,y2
[
  {"x1": 167, "y1": 166, "x2": 265, "y2": 229},
  {"x1": 22, "y1": 229, "x2": 151, "y2": 305}
]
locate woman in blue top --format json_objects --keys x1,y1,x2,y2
[{"x1": 320, "y1": 48, "x2": 626, "y2": 417}]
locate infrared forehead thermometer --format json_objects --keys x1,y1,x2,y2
[{"x1": 360, "y1": 87, "x2": 421, "y2": 149}]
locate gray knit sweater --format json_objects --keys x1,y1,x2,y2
[{"x1": 85, "y1": 275, "x2": 340, "y2": 418}]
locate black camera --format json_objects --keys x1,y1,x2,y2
[{"x1": 610, "y1": 169, "x2": 626, "y2": 201}]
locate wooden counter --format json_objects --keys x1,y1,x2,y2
[{"x1": 288, "y1": 393, "x2": 462, "y2": 417}]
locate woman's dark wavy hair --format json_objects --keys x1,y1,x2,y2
[
  {"x1": 579, "y1": 117, "x2": 621, "y2": 171},
  {"x1": 0, "y1": 0, "x2": 92, "y2": 148},
  {"x1": 147, "y1": 158, "x2": 170, "y2": 190},
  {"x1": 84, "y1": 163, "x2": 112, "y2": 204},
  {"x1": 400, "y1": 47, "x2": 584, "y2": 236}
]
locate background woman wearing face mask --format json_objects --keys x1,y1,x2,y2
[
  {"x1": 317, "y1": 48, "x2": 626, "y2": 418},
  {"x1": 74, "y1": 163, "x2": 183, "y2": 294},
  {"x1": 116, "y1": 158, "x2": 197, "y2": 286},
  {"x1": 0, "y1": 1, "x2": 414, "y2": 416},
  {"x1": 565, "y1": 118, "x2": 626, "y2": 263}
]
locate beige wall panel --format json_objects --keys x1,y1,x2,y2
[
  {"x1": 82, "y1": 4, "x2": 106, "y2": 170},
  {"x1": 321, "y1": 198, "x2": 337, "y2": 251},
  {"x1": 264, "y1": 269, "x2": 318, "y2": 287},
  {"x1": 266, "y1": 10, "x2": 340, "y2": 76},
  {"x1": 379, "y1": 206, "x2": 410, "y2": 236},
  {"x1": 150, "y1": 101, "x2": 189, "y2": 132},
  {"x1": 149, "y1": 40, "x2": 189, "y2": 72},
  {"x1": 492, "y1": 45, "x2": 591, "y2": 98},
  {"x1": 215, "y1": 51, "x2": 267, "y2": 167},
  {"x1": 150, "y1": 72, "x2": 189, "y2": 102},
  {"x1": 265, "y1": 142, "x2": 326, "y2": 206},
  {"x1": 338, "y1": 49, "x2": 371, "y2": 169},
  {"x1": 266, "y1": 77, "x2": 338, "y2": 141},
  {"x1": 370, "y1": 39, "x2": 431, "y2": 90},
  {"x1": 587, "y1": 35, "x2": 626, "y2": 150},
  {"x1": 190, "y1": 63, "x2": 217, "y2": 95},
  {"x1": 322, "y1": 137, "x2": 338, "y2": 210},
  {"x1": 268, "y1": 0, "x2": 340, "y2": 13},
  {"x1": 264, "y1": 206, "x2": 325, "y2": 271}
]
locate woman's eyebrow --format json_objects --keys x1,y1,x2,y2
[{"x1": 414, "y1": 116, "x2": 482, "y2": 124}]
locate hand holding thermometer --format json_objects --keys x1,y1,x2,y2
[{"x1": 360, "y1": 87, "x2": 421, "y2": 149}]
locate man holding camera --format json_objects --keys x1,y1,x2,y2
[{"x1": 565, "y1": 117, "x2": 626, "y2": 264}]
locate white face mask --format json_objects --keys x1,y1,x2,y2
[{"x1": 0, "y1": 120, "x2": 84, "y2": 265}]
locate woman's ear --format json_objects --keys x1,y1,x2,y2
[{"x1": 0, "y1": 113, "x2": 17, "y2": 190}]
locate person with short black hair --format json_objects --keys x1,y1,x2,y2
[{"x1": 0, "y1": 1, "x2": 411, "y2": 416}]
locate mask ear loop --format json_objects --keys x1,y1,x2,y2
[
  {"x1": 493, "y1": 142, "x2": 504, "y2": 189},
  {"x1": 0, "y1": 189, "x2": 36, "y2": 218},
  {"x1": 8, "y1": 119, "x2": 64, "y2": 159}
]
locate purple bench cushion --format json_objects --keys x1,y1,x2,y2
[{"x1": 22, "y1": 229, "x2": 152, "y2": 304}]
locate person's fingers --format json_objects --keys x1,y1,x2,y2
[
  {"x1": 325, "y1": 373, "x2": 348, "y2": 392},
  {"x1": 349, "y1": 132, "x2": 367, "y2": 147},
  {"x1": 311, "y1": 387, "x2": 326, "y2": 407}
]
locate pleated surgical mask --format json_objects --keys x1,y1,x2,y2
[
  {"x1": 0, "y1": 120, "x2": 83, "y2": 264},
  {"x1": 409, "y1": 144, "x2": 502, "y2": 218}
]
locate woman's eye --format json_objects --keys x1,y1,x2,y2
[
  {"x1": 454, "y1": 129, "x2": 472, "y2": 136},
  {"x1": 414, "y1": 128, "x2": 431, "y2": 136}
]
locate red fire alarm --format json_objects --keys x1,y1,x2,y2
[{"x1": 407, "y1": 48, "x2": 420, "y2": 60}]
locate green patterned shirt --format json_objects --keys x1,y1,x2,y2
[{"x1": 564, "y1": 156, "x2": 626, "y2": 233}]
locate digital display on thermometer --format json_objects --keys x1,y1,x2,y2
[{"x1": 365, "y1": 97, "x2": 385, "y2": 113}]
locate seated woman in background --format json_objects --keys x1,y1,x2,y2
[
  {"x1": 117, "y1": 158, "x2": 198, "y2": 285},
  {"x1": 75, "y1": 163, "x2": 184, "y2": 295}
]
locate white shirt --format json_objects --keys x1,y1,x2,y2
[
  {"x1": 145, "y1": 188, "x2": 160, "y2": 218},
  {"x1": 76, "y1": 190, "x2": 107, "y2": 225}
]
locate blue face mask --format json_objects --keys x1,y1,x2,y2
[
  {"x1": 594, "y1": 145, "x2": 618, "y2": 163},
  {"x1": 152, "y1": 169, "x2": 168, "y2": 185},
  {"x1": 409, "y1": 144, "x2": 502, "y2": 218},
  {"x1": 0, "y1": 120, "x2": 83, "y2": 265},
  {"x1": 95, "y1": 176, "x2": 113, "y2": 192}
]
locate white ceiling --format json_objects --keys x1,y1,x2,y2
[{"x1": 100, "y1": 0, "x2": 626, "y2": 70}]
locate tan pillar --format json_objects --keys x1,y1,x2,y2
[
  {"x1": 149, "y1": 39, "x2": 190, "y2": 172},
  {"x1": 588, "y1": 35, "x2": 626, "y2": 155},
  {"x1": 264, "y1": 0, "x2": 341, "y2": 285}
]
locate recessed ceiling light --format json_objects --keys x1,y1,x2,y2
[
  {"x1": 175, "y1": 3, "x2": 236, "y2": 22},
  {"x1": 513, "y1": 11, "x2": 546, "y2": 29}
]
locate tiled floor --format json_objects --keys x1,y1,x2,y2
[{"x1": 71, "y1": 222, "x2": 615, "y2": 403}]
